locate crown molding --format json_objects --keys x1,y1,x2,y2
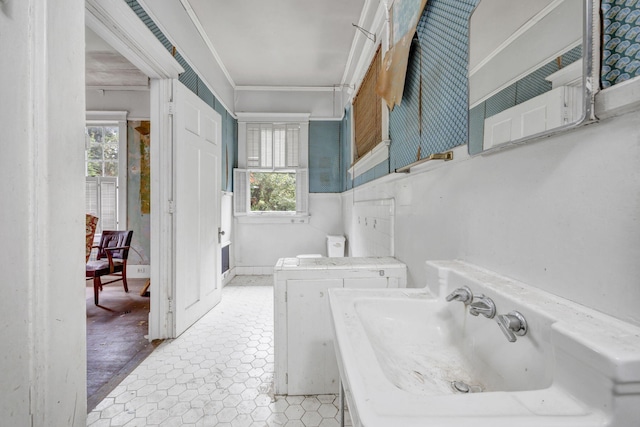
[
  {"x1": 236, "y1": 86, "x2": 349, "y2": 92},
  {"x1": 85, "y1": 110, "x2": 128, "y2": 121},
  {"x1": 179, "y1": 0, "x2": 237, "y2": 89},
  {"x1": 236, "y1": 112, "x2": 311, "y2": 123}
]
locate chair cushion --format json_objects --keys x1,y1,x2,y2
[{"x1": 86, "y1": 259, "x2": 123, "y2": 277}]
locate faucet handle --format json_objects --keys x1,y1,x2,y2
[
  {"x1": 445, "y1": 286, "x2": 473, "y2": 305},
  {"x1": 468, "y1": 295, "x2": 496, "y2": 318},
  {"x1": 496, "y1": 311, "x2": 528, "y2": 342}
]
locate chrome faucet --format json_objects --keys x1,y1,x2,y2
[
  {"x1": 445, "y1": 286, "x2": 473, "y2": 305},
  {"x1": 468, "y1": 295, "x2": 496, "y2": 318},
  {"x1": 496, "y1": 311, "x2": 528, "y2": 342}
]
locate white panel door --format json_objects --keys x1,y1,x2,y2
[
  {"x1": 483, "y1": 86, "x2": 575, "y2": 150},
  {"x1": 287, "y1": 279, "x2": 343, "y2": 395},
  {"x1": 174, "y1": 81, "x2": 222, "y2": 336}
]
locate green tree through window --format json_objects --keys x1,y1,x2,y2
[
  {"x1": 86, "y1": 125, "x2": 119, "y2": 177},
  {"x1": 250, "y1": 172, "x2": 296, "y2": 212}
]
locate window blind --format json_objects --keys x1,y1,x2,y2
[
  {"x1": 246, "y1": 123, "x2": 300, "y2": 169},
  {"x1": 353, "y1": 46, "x2": 382, "y2": 162},
  {"x1": 86, "y1": 176, "x2": 118, "y2": 233}
]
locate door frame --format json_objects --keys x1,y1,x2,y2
[{"x1": 86, "y1": 0, "x2": 184, "y2": 339}]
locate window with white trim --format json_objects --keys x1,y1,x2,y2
[
  {"x1": 234, "y1": 115, "x2": 309, "y2": 218},
  {"x1": 85, "y1": 112, "x2": 127, "y2": 233}
]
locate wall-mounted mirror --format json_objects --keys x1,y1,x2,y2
[{"x1": 468, "y1": 0, "x2": 595, "y2": 155}]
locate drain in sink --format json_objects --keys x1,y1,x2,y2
[
  {"x1": 451, "y1": 381, "x2": 470, "y2": 393},
  {"x1": 451, "y1": 380, "x2": 482, "y2": 393}
]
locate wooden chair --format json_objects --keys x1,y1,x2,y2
[{"x1": 86, "y1": 230, "x2": 134, "y2": 305}]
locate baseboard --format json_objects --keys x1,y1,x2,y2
[
  {"x1": 128, "y1": 265, "x2": 270, "y2": 283},
  {"x1": 222, "y1": 267, "x2": 236, "y2": 287},
  {"x1": 128, "y1": 265, "x2": 150, "y2": 278},
  {"x1": 235, "y1": 266, "x2": 274, "y2": 276}
]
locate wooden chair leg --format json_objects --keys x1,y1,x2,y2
[
  {"x1": 93, "y1": 276, "x2": 102, "y2": 305},
  {"x1": 140, "y1": 279, "x2": 151, "y2": 296},
  {"x1": 122, "y1": 264, "x2": 129, "y2": 293}
]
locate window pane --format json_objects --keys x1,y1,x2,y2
[
  {"x1": 260, "y1": 125, "x2": 273, "y2": 168},
  {"x1": 104, "y1": 161, "x2": 118, "y2": 177},
  {"x1": 286, "y1": 124, "x2": 299, "y2": 167},
  {"x1": 85, "y1": 123, "x2": 121, "y2": 231},
  {"x1": 87, "y1": 143, "x2": 103, "y2": 161},
  {"x1": 86, "y1": 180, "x2": 98, "y2": 217},
  {"x1": 247, "y1": 125, "x2": 261, "y2": 167},
  {"x1": 104, "y1": 126, "x2": 119, "y2": 144},
  {"x1": 100, "y1": 180, "x2": 118, "y2": 230},
  {"x1": 87, "y1": 161, "x2": 102, "y2": 177},
  {"x1": 87, "y1": 126, "x2": 104, "y2": 143},
  {"x1": 273, "y1": 125, "x2": 286, "y2": 168},
  {"x1": 249, "y1": 172, "x2": 296, "y2": 212},
  {"x1": 103, "y1": 143, "x2": 118, "y2": 160}
]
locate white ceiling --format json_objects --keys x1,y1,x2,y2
[
  {"x1": 184, "y1": 0, "x2": 367, "y2": 88},
  {"x1": 84, "y1": 0, "x2": 379, "y2": 117}
]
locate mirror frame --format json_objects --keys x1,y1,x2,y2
[{"x1": 468, "y1": 0, "x2": 598, "y2": 156}]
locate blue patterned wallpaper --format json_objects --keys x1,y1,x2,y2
[
  {"x1": 341, "y1": 0, "x2": 478, "y2": 186},
  {"x1": 309, "y1": 122, "x2": 341, "y2": 193},
  {"x1": 601, "y1": 0, "x2": 640, "y2": 88},
  {"x1": 389, "y1": 0, "x2": 479, "y2": 173},
  {"x1": 353, "y1": 160, "x2": 389, "y2": 187}
]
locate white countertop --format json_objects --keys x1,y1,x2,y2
[{"x1": 274, "y1": 256, "x2": 404, "y2": 270}]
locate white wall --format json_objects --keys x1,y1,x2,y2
[
  {"x1": 0, "y1": 0, "x2": 87, "y2": 425},
  {"x1": 349, "y1": 199, "x2": 395, "y2": 257},
  {"x1": 86, "y1": 89, "x2": 150, "y2": 119},
  {"x1": 234, "y1": 194, "x2": 343, "y2": 273},
  {"x1": 342, "y1": 111, "x2": 640, "y2": 327}
]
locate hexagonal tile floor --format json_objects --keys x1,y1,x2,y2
[{"x1": 87, "y1": 275, "x2": 352, "y2": 427}]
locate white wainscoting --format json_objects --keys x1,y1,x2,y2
[{"x1": 350, "y1": 198, "x2": 395, "y2": 257}]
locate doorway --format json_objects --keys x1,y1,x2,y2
[
  {"x1": 84, "y1": 1, "x2": 225, "y2": 409},
  {"x1": 85, "y1": 26, "x2": 157, "y2": 410}
]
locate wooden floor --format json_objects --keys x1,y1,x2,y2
[{"x1": 86, "y1": 277, "x2": 161, "y2": 412}]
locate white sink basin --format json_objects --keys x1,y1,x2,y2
[{"x1": 328, "y1": 260, "x2": 640, "y2": 427}]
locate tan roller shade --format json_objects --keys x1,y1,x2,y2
[{"x1": 353, "y1": 46, "x2": 382, "y2": 163}]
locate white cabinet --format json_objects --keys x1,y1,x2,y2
[
  {"x1": 274, "y1": 257, "x2": 407, "y2": 395},
  {"x1": 286, "y1": 279, "x2": 341, "y2": 395}
]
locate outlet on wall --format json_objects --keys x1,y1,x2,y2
[{"x1": 130, "y1": 265, "x2": 150, "y2": 278}]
